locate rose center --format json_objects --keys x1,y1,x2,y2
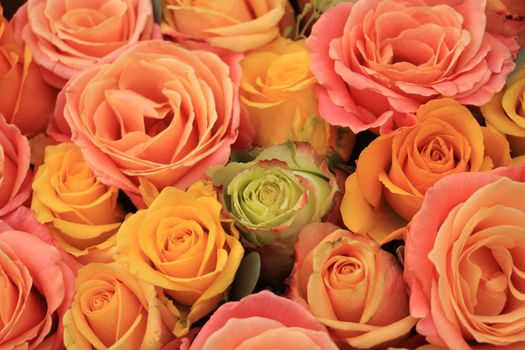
[
  {"x1": 422, "y1": 137, "x2": 450, "y2": 163},
  {"x1": 169, "y1": 230, "x2": 192, "y2": 246},
  {"x1": 258, "y1": 182, "x2": 280, "y2": 206},
  {"x1": 89, "y1": 290, "x2": 114, "y2": 312},
  {"x1": 328, "y1": 256, "x2": 366, "y2": 286}
]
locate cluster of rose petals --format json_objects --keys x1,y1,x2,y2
[
  {"x1": 0, "y1": 115, "x2": 32, "y2": 217},
  {"x1": 15, "y1": 0, "x2": 156, "y2": 87},
  {"x1": 0, "y1": 13, "x2": 57, "y2": 136},
  {"x1": 0, "y1": 207, "x2": 78, "y2": 349},
  {"x1": 405, "y1": 165, "x2": 525, "y2": 349},
  {"x1": 55, "y1": 40, "x2": 241, "y2": 208},
  {"x1": 481, "y1": 63, "x2": 525, "y2": 157},
  {"x1": 307, "y1": 0, "x2": 518, "y2": 134},
  {"x1": 188, "y1": 291, "x2": 338, "y2": 350},
  {"x1": 161, "y1": 0, "x2": 290, "y2": 52}
]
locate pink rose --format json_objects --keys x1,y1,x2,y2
[
  {"x1": 14, "y1": 0, "x2": 157, "y2": 88},
  {"x1": 189, "y1": 291, "x2": 338, "y2": 350},
  {"x1": 307, "y1": 0, "x2": 518, "y2": 134},
  {"x1": 0, "y1": 115, "x2": 32, "y2": 217},
  {"x1": 54, "y1": 40, "x2": 242, "y2": 208},
  {"x1": 404, "y1": 164, "x2": 525, "y2": 349},
  {"x1": 0, "y1": 206, "x2": 78, "y2": 349}
]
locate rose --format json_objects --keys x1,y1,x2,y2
[
  {"x1": 307, "y1": 0, "x2": 518, "y2": 134},
  {"x1": 486, "y1": 0, "x2": 525, "y2": 46},
  {"x1": 0, "y1": 115, "x2": 32, "y2": 218},
  {"x1": 288, "y1": 222, "x2": 416, "y2": 349},
  {"x1": 0, "y1": 207, "x2": 77, "y2": 349},
  {"x1": 341, "y1": 99, "x2": 512, "y2": 242},
  {"x1": 64, "y1": 262, "x2": 176, "y2": 349},
  {"x1": 53, "y1": 40, "x2": 242, "y2": 208},
  {"x1": 115, "y1": 186, "x2": 244, "y2": 336},
  {"x1": 481, "y1": 63, "x2": 525, "y2": 157},
  {"x1": 189, "y1": 290, "x2": 338, "y2": 350},
  {"x1": 31, "y1": 143, "x2": 125, "y2": 263},
  {"x1": 161, "y1": 0, "x2": 293, "y2": 52},
  {"x1": 14, "y1": 0, "x2": 156, "y2": 88},
  {"x1": 0, "y1": 10, "x2": 57, "y2": 136},
  {"x1": 404, "y1": 164, "x2": 525, "y2": 348},
  {"x1": 240, "y1": 37, "x2": 354, "y2": 160},
  {"x1": 209, "y1": 142, "x2": 337, "y2": 284}
]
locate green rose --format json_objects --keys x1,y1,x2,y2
[{"x1": 209, "y1": 142, "x2": 337, "y2": 284}]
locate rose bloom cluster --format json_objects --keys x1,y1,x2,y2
[{"x1": 0, "y1": 0, "x2": 524, "y2": 349}]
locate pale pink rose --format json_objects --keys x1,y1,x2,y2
[
  {"x1": 288, "y1": 222, "x2": 416, "y2": 349},
  {"x1": 0, "y1": 206, "x2": 78, "y2": 349},
  {"x1": 307, "y1": 0, "x2": 519, "y2": 134},
  {"x1": 55, "y1": 40, "x2": 242, "y2": 208},
  {"x1": 14, "y1": 0, "x2": 157, "y2": 88},
  {"x1": 189, "y1": 291, "x2": 338, "y2": 350},
  {"x1": 0, "y1": 115, "x2": 32, "y2": 217},
  {"x1": 404, "y1": 164, "x2": 525, "y2": 349}
]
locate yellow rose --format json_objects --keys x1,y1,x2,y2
[
  {"x1": 240, "y1": 37, "x2": 354, "y2": 160},
  {"x1": 481, "y1": 64, "x2": 525, "y2": 156},
  {"x1": 31, "y1": 143, "x2": 124, "y2": 263},
  {"x1": 161, "y1": 0, "x2": 294, "y2": 52},
  {"x1": 115, "y1": 187, "x2": 244, "y2": 336},
  {"x1": 64, "y1": 262, "x2": 176, "y2": 349}
]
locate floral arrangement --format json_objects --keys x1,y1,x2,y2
[{"x1": 0, "y1": 0, "x2": 524, "y2": 349}]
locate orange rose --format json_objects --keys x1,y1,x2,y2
[
  {"x1": 0, "y1": 7, "x2": 57, "y2": 136},
  {"x1": 161, "y1": 0, "x2": 294, "y2": 52},
  {"x1": 115, "y1": 187, "x2": 244, "y2": 336},
  {"x1": 31, "y1": 143, "x2": 125, "y2": 263},
  {"x1": 341, "y1": 98, "x2": 512, "y2": 241},
  {"x1": 288, "y1": 222, "x2": 416, "y2": 349},
  {"x1": 15, "y1": 0, "x2": 157, "y2": 87},
  {"x1": 404, "y1": 165, "x2": 525, "y2": 348},
  {"x1": 64, "y1": 262, "x2": 176, "y2": 349}
]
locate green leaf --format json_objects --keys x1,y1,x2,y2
[{"x1": 229, "y1": 251, "x2": 261, "y2": 301}]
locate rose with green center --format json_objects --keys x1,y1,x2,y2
[{"x1": 209, "y1": 142, "x2": 337, "y2": 284}]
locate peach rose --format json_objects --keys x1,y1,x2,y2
[
  {"x1": 307, "y1": 0, "x2": 518, "y2": 134},
  {"x1": 0, "y1": 9, "x2": 57, "y2": 136},
  {"x1": 161, "y1": 0, "x2": 293, "y2": 52},
  {"x1": 14, "y1": 0, "x2": 156, "y2": 87},
  {"x1": 115, "y1": 186, "x2": 244, "y2": 336},
  {"x1": 0, "y1": 115, "x2": 32, "y2": 218},
  {"x1": 31, "y1": 143, "x2": 125, "y2": 263},
  {"x1": 64, "y1": 262, "x2": 176, "y2": 349},
  {"x1": 481, "y1": 63, "x2": 525, "y2": 157},
  {"x1": 240, "y1": 37, "x2": 354, "y2": 160},
  {"x1": 288, "y1": 222, "x2": 416, "y2": 349},
  {"x1": 0, "y1": 206, "x2": 77, "y2": 349},
  {"x1": 404, "y1": 164, "x2": 525, "y2": 349},
  {"x1": 341, "y1": 99, "x2": 512, "y2": 241},
  {"x1": 54, "y1": 40, "x2": 242, "y2": 208},
  {"x1": 189, "y1": 291, "x2": 338, "y2": 350}
]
